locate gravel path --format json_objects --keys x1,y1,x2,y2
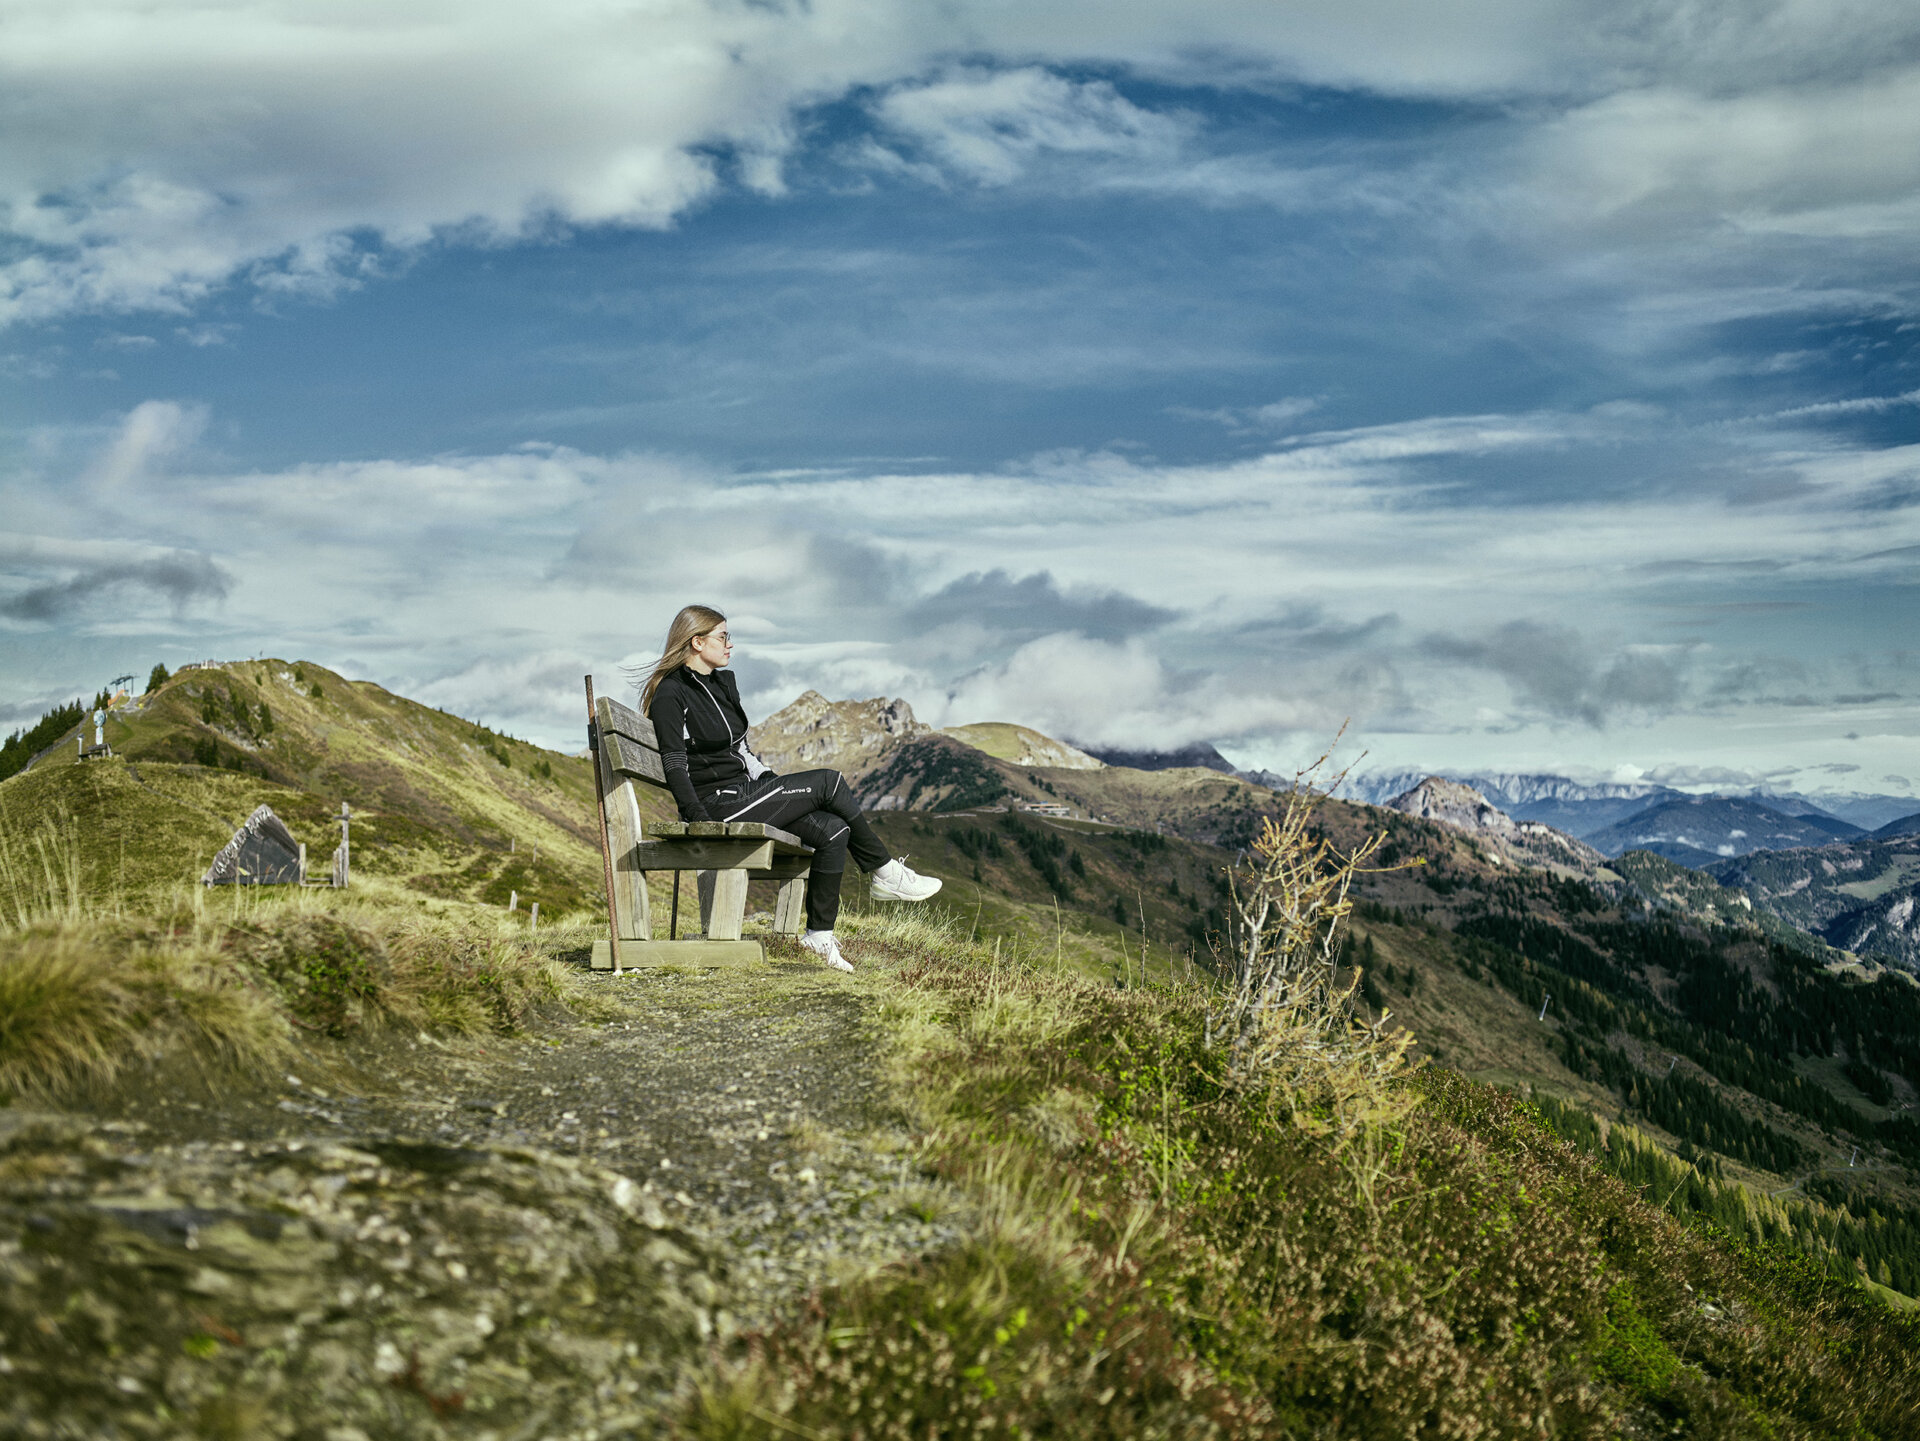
[{"x1": 2, "y1": 951, "x2": 959, "y2": 1438}]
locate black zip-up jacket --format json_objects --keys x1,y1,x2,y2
[{"x1": 645, "y1": 665, "x2": 766, "y2": 822}]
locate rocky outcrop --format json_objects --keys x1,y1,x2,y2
[
  {"x1": 747, "y1": 691, "x2": 931, "y2": 778},
  {"x1": 0, "y1": 1112, "x2": 719, "y2": 1437},
  {"x1": 1385, "y1": 776, "x2": 1605, "y2": 874},
  {"x1": 1386, "y1": 777, "x2": 1519, "y2": 837}
]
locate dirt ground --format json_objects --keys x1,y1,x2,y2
[{"x1": 1, "y1": 946, "x2": 957, "y2": 1439}]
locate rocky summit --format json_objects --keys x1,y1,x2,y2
[
  {"x1": 745, "y1": 691, "x2": 930, "y2": 778},
  {"x1": 1385, "y1": 776, "x2": 1520, "y2": 836},
  {"x1": 1385, "y1": 776, "x2": 1605, "y2": 875}
]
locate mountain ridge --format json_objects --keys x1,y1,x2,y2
[{"x1": 1583, "y1": 795, "x2": 1859, "y2": 865}]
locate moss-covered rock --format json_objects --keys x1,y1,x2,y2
[{"x1": 0, "y1": 1110, "x2": 719, "y2": 1439}]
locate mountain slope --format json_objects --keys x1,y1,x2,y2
[
  {"x1": 0, "y1": 660, "x2": 628, "y2": 918},
  {"x1": 1073, "y1": 740, "x2": 1240, "y2": 774},
  {"x1": 1709, "y1": 834, "x2": 1920, "y2": 969},
  {"x1": 750, "y1": 693, "x2": 1291, "y2": 845},
  {"x1": 939, "y1": 722, "x2": 1103, "y2": 770},
  {"x1": 1825, "y1": 889, "x2": 1920, "y2": 968}
]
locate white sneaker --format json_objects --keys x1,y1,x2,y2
[
  {"x1": 871, "y1": 857, "x2": 942, "y2": 902},
  {"x1": 799, "y1": 929, "x2": 854, "y2": 972}
]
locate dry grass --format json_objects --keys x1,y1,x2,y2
[
  {"x1": 0, "y1": 880, "x2": 612, "y2": 1100},
  {"x1": 0, "y1": 794, "x2": 85, "y2": 930},
  {"x1": 0, "y1": 921, "x2": 287, "y2": 1100}
]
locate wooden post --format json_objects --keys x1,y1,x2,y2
[
  {"x1": 773, "y1": 875, "x2": 808, "y2": 935},
  {"x1": 529, "y1": 902, "x2": 539, "y2": 930},
  {"x1": 585, "y1": 676, "x2": 623, "y2": 974},
  {"x1": 698, "y1": 869, "x2": 749, "y2": 941},
  {"x1": 509, "y1": 890, "x2": 517, "y2": 912},
  {"x1": 336, "y1": 803, "x2": 351, "y2": 889},
  {"x1": 297, "y1": 842, "x2": 307, "y2": 885}
]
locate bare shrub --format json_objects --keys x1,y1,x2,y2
[{"x1": 1205, "y1": 746, "x2": 1420, "y2": 1213}]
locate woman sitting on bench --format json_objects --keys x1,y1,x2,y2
[{"x1": 639, "y1": 604, "x2": 941, "y2": 972}]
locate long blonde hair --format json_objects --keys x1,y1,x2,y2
[{"x1": 637, "y1": 603, "x2": 727, "y2": 712}]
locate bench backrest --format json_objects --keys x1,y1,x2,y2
[{"x1": 594, "y1": 695, "x2": 666, "y2": 790}]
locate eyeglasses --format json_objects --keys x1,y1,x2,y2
[{"x1": 701, "y1": 631, "x2": 732, "y2": 646}]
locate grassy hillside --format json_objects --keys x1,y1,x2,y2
[
  {"x1": 690, "y1": 912, "x2": 1920, "y2": 1439},
  {"x1": 857, "y1": 787, "x2": 1920, "y2": 1309},
  {"x1": 0, "y1": 660, "x2": 655, "y2": 923},
  {"x1": 938, "y1": 721, "x2": 1103, "y2": 769}
]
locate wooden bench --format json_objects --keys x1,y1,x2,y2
[{"x1": 588, "y1": 688, "x2": 813, "y2": 969}]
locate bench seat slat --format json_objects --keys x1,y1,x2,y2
[
  {"x1": 626, "y1": 838, "x2": 774, "y2": 871},
  {"x1": 651, "y1": 820, "x2": 808, "y2": 851}
]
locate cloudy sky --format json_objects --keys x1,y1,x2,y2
[{"x1": 2, "y1": 0, "x2": 1916, "y2": 798}]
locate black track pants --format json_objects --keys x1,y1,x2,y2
[{"x1": 699, "y1": 769, "x2": 891, "y2": 931}]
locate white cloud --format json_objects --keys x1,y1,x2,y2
[
  {"x1": 1535, "y1": 67, "x2": 1920, "y2": 237},
  {"x1": 10, "y1": 392, "x2": 1916, "y2": 771},
  {"x1": 1764, "y1": 387, "x2": 1920, "y2": 421},
  {"x1": 871, "y1": 68, "x2": 1194, "y2": 186},
  {"x1": 7, "y1": 2, "x2": 1920, "y2": 326}
]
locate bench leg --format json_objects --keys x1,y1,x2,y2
[
  {"x1": 603, "y1": 779, "x2": 653, "y2": 940},
  {"x1": 773, "y1": 873, "x2": 808, "y2": 935},
  {"x1": 697, "y1": 869, "x2": 749, "y2": 941}
]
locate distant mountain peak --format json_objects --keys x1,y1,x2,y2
[
  {"x1": 1382, "y1": 775, "x2": 1605, "y2": 872},
  {"x1": 747, "y1": 692, "x2": 931, "y2": 774},
  {"x1": 1384, "y1": 776, "x2": 1517, "y2": 836}
]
